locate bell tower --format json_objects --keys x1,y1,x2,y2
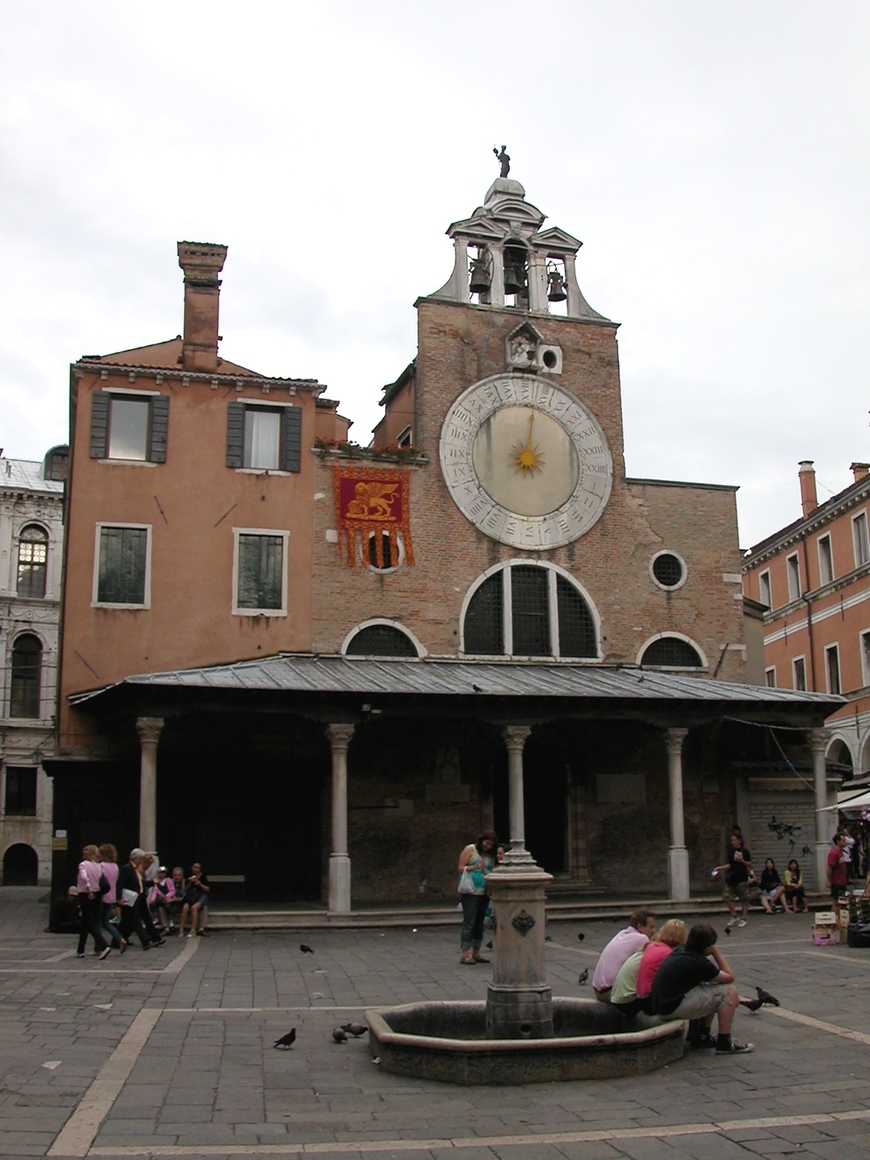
[{"x1": 430, "y1": 153, "x2": 609, "y2": 323}]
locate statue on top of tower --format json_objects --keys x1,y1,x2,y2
[{"x1": 493, "y1": 145, "x2": 510, "y2": 178}]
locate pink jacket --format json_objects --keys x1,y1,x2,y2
[
  {"x1": 100, "y1": 860, "x2": 119, "y2": 904},
  {"x1": 77, "y1": 859, "x2": 103, "y2": 895}
]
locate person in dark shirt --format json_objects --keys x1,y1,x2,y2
[
  {"x1": 713, "y1": 828, "x2": 752, "y2": 929},
  {"x1": 649, "y1": 922, "x2": 753, "y2": 1055}
]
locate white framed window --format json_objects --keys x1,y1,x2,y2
[
  {"x1": 860, "y1": 630, "x2": 870, "y2": 688},
  {"x1": 637, "y1": 633, "x2": 706, "y2": 669},
  {"x1": 786, "y1": 553, "x2": 801, "y2": 601},
  {"x1": 90, "y1": 388, "x2": 168, "y2": 463},
  {"x1": 817, "y1": 534, "x2": 834, "y2": 586},
  {"x1": 226, "y1": 401, "x2": 301, "y2": 472},
  {"x1": 342, "y1": 619, "x2": 424, "y2": 657},
  {"x1": 232, "y1": 528, "x2": 289, "y2": 616},
  {"x1": 649, "y1": 550, "x2": 687, "y2": 591},
  {"x1": 396, "y1": 425, "x2": 413, "y2": 449},
  {"x1": 825, "y1": 643, "x2": 841, "y2": 695},
  {"x1": 853, "y1": 512, "x2": 870, "y2": 568},
  {"x1": 765, "y1": 666, "x2": 777, "y2": 688},
  {"x1": 461, "y1": 561, "x2": 599, "y2": 659},
  {"x1": 792, "y1": 655, "x2": 807, "y2": 691},
  {"x1": 367, "y1": 531, "x2": 405, "y2": 572},
  {"x1": 92, "y1": 523, "x2": 151, "y2": 608},
  {"x1": 758, "y1": 570, "x2": 771, "y2": 609}
]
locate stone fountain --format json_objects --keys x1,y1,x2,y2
[{"x1": 367, "y1": 840, "x2": 685, "y2": 1084}]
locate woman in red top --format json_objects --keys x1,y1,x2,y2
[{"x1": 636, "y1": 919, "x2": 687, "y2": 1001}]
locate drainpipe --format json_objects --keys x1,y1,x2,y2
[{"x1": 800, "y1": 536, "x2": 817, "y2": 691}]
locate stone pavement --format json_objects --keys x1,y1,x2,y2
[{"x1": 1, "y1": 888, "x2": 869, "y2": 1160}]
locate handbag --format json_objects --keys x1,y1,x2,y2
[
  {"x1": 98, "y1": 872, "x2": 110, "y2": 896},
  {"x1": 458, "y1": 868, "x2": 476, "y2": 894}
]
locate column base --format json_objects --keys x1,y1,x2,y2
[
  {"x1": 328, "y1": 854, "x2": 351, "y2": 914},
  {"x1": 486, "y1": 984, "x2": 554, "y2": 1039},
  {"x1": 667, "y1": 847, "x2": 690, "y2": 901}
]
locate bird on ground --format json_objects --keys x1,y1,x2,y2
[
  {"x1": 300, "y1": 944, "x2": 314, "y2": 954},
  {"x1": 341, "y1": 1022, "x2": 369, "y2": 1037},
  {"x1": 332, "y1": 1027, "x2": 348, "y2": 1043},
  {"x1": 739, "y1": 998, "x2": 763, "y2": 1014},
  {"x1": 485, "y1": 941, "x2": 493, "y2": 950},
  {"x1": 273, "y1": 1028, "x2": 297, "y2": 1049},
  {"x1": 545, "y1": 936, "x2": 552, "y2": 942},
  {"x1": 577, "y1": 932, "x2": 585, "y2": 941},
  {"x1": 756, "y1": 986, "x2": 780, "y2": 1007},
  {"x1": 578, "y1": 968, "x2": 589, "y2": 985},
  {"x1": 724, "y1": 926, "x2": 731, "y2": 936}
]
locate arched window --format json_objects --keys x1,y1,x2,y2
[
  {"x1": 17, "y1": 525, "x2": 48, "y2": 598},
  {"x1": 10, "y1": 634, "x2": 42, "y2": 718},
  {"x1": 345, "y1": 624, "x2": 418, "y2": 657},
  {"x1": 640, "y1": 636, "x2": 704, "y2": 668},
  {"x1": 463, "y1": 563, "x2": 597, "y2": 658},
  {"x1": 43, "y1": 445, "x2": 69, "y2": 481}
]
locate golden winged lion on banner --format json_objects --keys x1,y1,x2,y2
[{"x1": 345, "y1": 480, "x2": 400, "y2": 520}]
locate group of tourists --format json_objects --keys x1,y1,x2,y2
[
  {"x1": 71, "y1": 845, "x2": 210, "y2": 959},
  {"x1": 591, "y1": 909, "x2": 754, "y2": 1056}
]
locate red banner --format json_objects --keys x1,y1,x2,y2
[{"x1": 332, "y1": 466, "x2": 415, "y2": 567}]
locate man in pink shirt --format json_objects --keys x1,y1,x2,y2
[{"x1": 592, "y1": 910, "x2": 656, "y2": 1002}]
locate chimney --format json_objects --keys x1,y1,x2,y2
[
  {"x1": 177, "y1": 241, "x2": 228, "y2": 372},
  {"x1": 851, "y1": 462, "x2": 870, "y2": 483},
  {"x1": 798, "y1": 460, "x2": 818, "y2": 518}
]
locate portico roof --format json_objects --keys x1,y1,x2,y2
[{"x1": 68, "y1": 654, "x2": 841, "y2": 728}]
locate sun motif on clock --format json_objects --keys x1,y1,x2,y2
[{"x1": 512, "y1": 411, "x2": 545, "y2": 475}]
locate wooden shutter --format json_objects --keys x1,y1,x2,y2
[
  {"x1": 226, "y1": 401, "x2": 245, "y2": 467},
  {"x1": 148, "y1": 395, "x2": 169, "y2": 463},
  {"x1": 89, "y1": 391, "x2": 110, "y2": 458},
  {"x1": 281, "y1": 406, "x2": 302, "y2": 473}
]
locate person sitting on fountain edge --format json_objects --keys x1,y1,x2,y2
[
  {"x1": 592, "y1": 909, "x2": 656, "y2": 1003},
  {"x1": 648, "y1": 921, "x2": 752, "y2": 1055}
]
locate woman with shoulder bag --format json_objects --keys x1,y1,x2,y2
[
  {"x1": 76, "y1": 844, "x2": 112, "y2": 960},
  {"x1": 457, "y1": 830, "x2": 498, "y2": 965}
]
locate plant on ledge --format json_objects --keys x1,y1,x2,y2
[{"x1": 313, "y1": 438, "x2": 424, "y2": 462}]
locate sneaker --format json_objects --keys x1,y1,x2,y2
[
  {"x1": 197, "y1": 929, "x2": 209, "y2": 937},
  {"x1": 76, "y1": 952, "x2": 86, "y2": 958},
  {"x1": 99, "y1": 947, "x2": 112, "y2": 961},
  {"x1": 737, "y1": 919, "x2": 747, "y2": 928},
  {"x1": 715, "y1": 1039, "x2": 754, "y2": 1055},
  {"x1": 725, "y1": 916, "x2": 736, "y2": 928}
]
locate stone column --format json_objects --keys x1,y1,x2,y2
[
  {"x1": 665, "y1": 728, "x2": 690, "y2": 901},
  {"x1": 810, "y1": 729, "x2": 832, "y2": 891},
  {"x1": 327, "y1": 723, "x2": 354, "y2": 914},
  {"x1": 135, "y1": 717, "x2": 163, "y2": 853},
  {"x1": 502, "y1": 725, "x2": 530, "y2": 853}
]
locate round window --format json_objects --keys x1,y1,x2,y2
[{"x1": 651, "y1": 552, "x2": 686, "y2": 590}]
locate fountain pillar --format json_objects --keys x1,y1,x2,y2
[{"x1": 486, "y1": 726, "x2": 553, "y2": 1039}]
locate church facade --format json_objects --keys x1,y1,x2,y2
[{"x1": 50, "y1": 172, "x2": 839, "y2": 904}]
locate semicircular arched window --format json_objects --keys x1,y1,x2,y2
[
  {"x1": 10, "y1": 634, "x2": 42, "y2": 718},
  {"x1": 345, "y1": 624, "x2": 418, "y2": 657},
  {"x1": 463, "y1": 564, "x2": 597, "y2": 658},
  {"x1": 17, "y1": 525, "x2": 48, "y2": 598},
  {"x1": 640, "y1": 636, "x2": 703, "y2": 668}
]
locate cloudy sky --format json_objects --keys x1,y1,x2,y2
[{"x1": 1, "y1": 1, "x2": 868, "y2": 549}]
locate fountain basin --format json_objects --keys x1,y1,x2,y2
[{"x1": 367, "y1": 998, "x2": 686, "y2": 1084}]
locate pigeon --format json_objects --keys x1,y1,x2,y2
[
  {"x1": 576, "y1": 932, "x2": 585, "y2": 941},
  {"x1": 332, "y1": 1027, "x2": 348, "y2": 1043},
  {"x1": 472, "y1": 683, "x2": 483, "y2": 693},
  {"x1": 724, "y1": 925, "x2": 731, "y2": 936},
  {"x1": 545, "y1": 936, "x2": 552, "y2": 942},
  {"x1": 578, "y1": 968, "x2": 589, "y2": 985},
  {"x1": 739, "y1": 998, "x2": 763, "y2": 1014},
  {"x1": 485, "y1": 941, "x2": 493, "y2": 950},
  {"x1": 756, "y1": 986, "x2": 780, "y2": 1007},
  {"x1": 300, "y1": 944, "x2": 314, "y2": 954},
  {"x1": 341, "y1": 1022, "x2": 369, "y2": 1037},
  {"x1": 273, "y1": 1028, "x2": 297, "y2": 1049}
]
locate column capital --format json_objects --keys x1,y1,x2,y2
[
  {"x1": 502, "y1": 724, "x2": 531, "y2": 754},
  {"x1": 136, "y1": 717, "x2": 164, "y2": 746},
  {"x1": 326, "y1": 722, "x2": 355, "y2": 750},
  {"x1": 664, "y1": 727, "x2": 689, "y2": 756},
  {"x1": 809, "y1": 728, "x2": 829, "y2": 756}
]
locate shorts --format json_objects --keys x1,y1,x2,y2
[
  {"x1": 670, "y1": 982, "x2": 730, "y2": 1021},
  {"x1": 831, "y1": 886, "x2": 846, "y2": 902},
  {"x1": 723, "y1": 880, "x2": 749, "y2": 905}
]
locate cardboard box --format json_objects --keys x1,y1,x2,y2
[{"x1": 813, "y1": 912, "x2": 839, "y2": 945}]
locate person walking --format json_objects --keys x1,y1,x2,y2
[
  {"x1": 75, "y1": 845, "x2": 111, "y2": 960},
  {"x1": 714, "y1": 829, "x2": 752, "y2": 929}
]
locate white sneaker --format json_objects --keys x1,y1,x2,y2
[
  {"x1": 738, "y1": 919, "x2": 747, "y2": 928},
  {"x1": 726, "y1": 917, "x2": 736, "y2": 928}
]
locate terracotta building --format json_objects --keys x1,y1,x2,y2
[
  {"x1": 0, "y1": 448, "x2": 67, "y2": 884},
  {"x1": 51, "y1": 175, "x2": 839, "y2": 906},
  {"x1": 742, "y1": 460, "x2": 870, "y2": 790}
]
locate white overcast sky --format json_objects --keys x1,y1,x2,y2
[{"x1": 1, "y1": 1, "x2": 868, "y2": 549}]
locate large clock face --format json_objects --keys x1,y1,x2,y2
[{"x1": 439, "y1": 374, "x2": 612, "y2": 548}]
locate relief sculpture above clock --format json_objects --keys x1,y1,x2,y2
[{"x1": 439, "y1": 374, "x2": 613, "y2": 549}]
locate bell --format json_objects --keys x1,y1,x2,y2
[
  {"x1": 504, "y1": 261, "x2": 525, "y2": 295},
  {"x1": 469, "y1": 255, "x2": 491, "y2": 295},
  {"x1": 547, "y1": 269, "x2": 567, "y2": 302}
]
